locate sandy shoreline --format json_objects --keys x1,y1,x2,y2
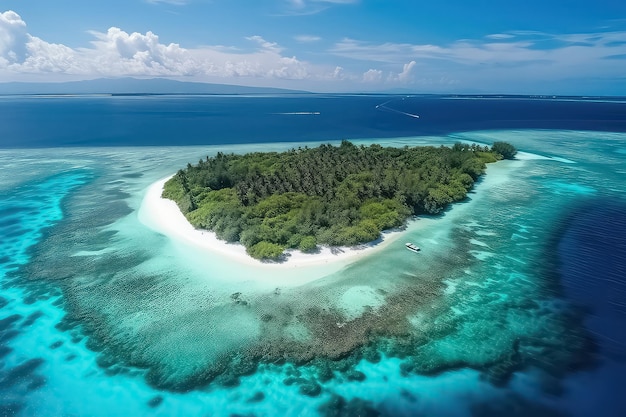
[{"x1": 138, "y1": 176, "x2": 407, "y2": 269}]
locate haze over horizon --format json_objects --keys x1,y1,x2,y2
[{"x1": 1, "y1": 1, "x2": 625, "y2": 94}]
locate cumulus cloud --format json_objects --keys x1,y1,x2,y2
[
  {"x1": 1, "y1": 11, "x2": 196, "y2": 76},
  {"x1": 21, "y1": 37, "x2": 78, "y2": 73},
  {"x1": 0, "y1": 11, "x2": 330, "y2": 82},
  {"x1": 397, "y1": 60, "x2": 416, "y2": 81},
  {"x1": 83, "y1": 27, "x2": 202, "y2": 76},
  {"x1": 362, "y1": 68, "x2": 382, "y2": 83},
  {"x1": 3, "y1": 8, "x2": 626, "y2": 93},
  {"x1": 1, "y1": 11, "x2": 82, "y2": 74},
  {"x1": 0, "y1": 10, "x2": 29, "y2": 63},
  {"x1": 332, "y1": 66, "x2": 344, "y2": 79}
]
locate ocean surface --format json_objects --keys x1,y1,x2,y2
[{"x1": 0, "y1": 95, "x2": 625, "y2": 416}]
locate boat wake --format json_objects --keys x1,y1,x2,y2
[
  {"x1": 376, "y1": 97, "x2": 420, "y2": 119},
  {"x1": 273, "y1": 111, "x2": 321, "y2": 115}
]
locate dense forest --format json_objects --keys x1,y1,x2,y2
[{"x1": 163, "y1": 141, "x2": 516, "y2": 260}]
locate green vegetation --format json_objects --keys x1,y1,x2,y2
[
  {"x1": 163, "y1": 141, "x2": 510, "y2": 260},
  {"x1": 491, "y1": 141, "x2": 518, "y2": 159}
]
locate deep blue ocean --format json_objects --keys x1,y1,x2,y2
[
  {"x1": 2, "y1": 94, "x2": 626, "y2": 148},
  {"x1": 0, "y1": 95, "x2": 625, "y2": 416}
]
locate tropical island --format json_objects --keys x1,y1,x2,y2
[{"x1": 162, "y1": 141, "x2": 516, "y2": 260}]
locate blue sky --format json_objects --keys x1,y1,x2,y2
[{"x1": 1, "y1": 0, "x2": 625, "y2": 93}]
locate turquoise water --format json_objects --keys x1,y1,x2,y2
[{"x1": 1, "y1": 130, "x2": 625, "y2": 416}]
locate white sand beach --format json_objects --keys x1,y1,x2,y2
[{"x1": 138, "y1": 176, "x2": 407, "y2": 270}]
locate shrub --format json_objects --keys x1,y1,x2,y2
[
  {"x1": 491, "y1": 142, "x2": 517, "y2": 159},
  {"x1": 298, "y1": 235, "x2": 318, "y2": 253},
  {"x1": 247, "y1": 241, "x2": 285, "y2": 260}
]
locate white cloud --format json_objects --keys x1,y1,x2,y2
[
  {"x1": 0, "y1": 10, "x2": 29, "y2": 63},
  {"x1": 332, "y1": 66, "x2": 344, "y2": 79},
  {"x1": 0, "y1": 11, "x2": 331, "y2": 82},
  {"x1": 84, "y1": 27, "x2": 199, "y2": 76},
  {"x1": 397, "y1": 60, "x2": 416, "y2": 82},
  {"x1": 288, "y1": 0, "x2": 358, "y2": 6},
  {"x1": 20, "y1": 37, "x2": 79, "y2": 73},
  {"x1": 283, "y1": 0, "x2": 359, "y2": 15},
  {"x1": 295, "y1": 35, "x2": 322, "y2": 42},
  {"x1": 362, "y1": 68, "x2": 382, "y2": 83},
  {"x1": 145, "y1": 0, "x2": 189, "y2": 5},
  {"x1": 330, "y1": 31, "x2": 626, "y2": 79},
  {"x1": 331, "y1": 38, "x2": 446, "y2": 63},
  {"x1": 2, "y1": 9, "x2": 626, "y2": 93},
  {"x1": 485, "y1": 33, "x2": 515, "y2": 40},
  {"x1": 315, "y1": 0, "x2": 358, "y2": 3},
  {"x1": 327, "y1": 29, "x2": 626, "y2": 91},
  {"x1": 245, "y1": 35, "x2": 284, "y2": 54}
]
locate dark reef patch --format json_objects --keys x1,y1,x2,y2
[
  {"x1": 298, "y1": 382, "x2": 322, "y2": 397},
  {"x1": 21, "y1": 311, "x2": 44, "y2": 328},
  {"x1": 246, "y1": 392, "x2": 265, "y2": 403},
  {"x1": 0, "y1": 330, "x2": 20, "y2": 345},
  {"x1": 318, "y1": 394, "x2": 380, "y2": 417},
  {"x1": 0, "y1": 315, "x2": 21, "y2": 332},
  {"x1": 0, "y1": 402, "x2": 23, "y2": 417},
  {"x1": 0, "y1": 358, "x2": 45, "y2": 391},
  {"x1": 25, "y1": 375, "x2": 47, "y2": 391},
  {"x1": 0, "y1": 346, "x2": 13, "y2": 359},
  {"x1": 49, "y1": 340, "x2": 64, "y2": 350},
  {"x1": 400, "y1": 389, "x2": 418, "y2": 403},
  {"x1": 345, "y1": 369, "x2": 366, "y2": 382},
  {"x1": 147, "y1": 395, "x2": 164, "y2": 408},
  {"x1": 121, "y1": 172, "x2": 143, "y2": 179}
]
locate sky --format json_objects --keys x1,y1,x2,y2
[{"x1": 1, "y1": 0, "x2": 625, "y2": 94}]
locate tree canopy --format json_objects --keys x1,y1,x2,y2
[
  {"x1": 491, "y1": 141, "x2": 517, "y2": 159},
  {"x1": 163, "y1": 141, "x2": 509, "y2": 260}
]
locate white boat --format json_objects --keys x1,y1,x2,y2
[{"x1": 405, "y1": 242, "x2": 420, "y2": 253}]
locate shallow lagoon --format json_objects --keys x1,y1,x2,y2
[{"x1": 1, "y1": 129, "x2": 625, "y2": 416}]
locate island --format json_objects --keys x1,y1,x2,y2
[{"x1": 162, "y1": 141, "x2": 516, "y2": 260}]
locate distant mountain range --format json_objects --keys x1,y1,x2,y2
[{"x1": 0, "y1": 77, "x2": 309, "y2": 95}]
